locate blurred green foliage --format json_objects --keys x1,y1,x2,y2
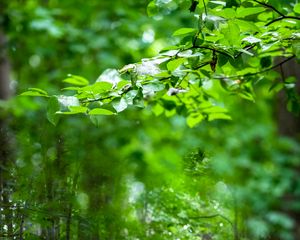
[{"x1": 0, "y1": 0, "x2": 300, "y2": 239}]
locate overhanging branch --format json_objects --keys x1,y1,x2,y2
[
  {"x1": 252, "y1": 0, "x2": 300, "y2": 26},
  {"x1": 214, "y1": 55, "x2": 295, "y2": 80},
  {"x1": 252, "y1": 0, "x2": 285, "y2": 16}
]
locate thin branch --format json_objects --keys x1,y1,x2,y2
[
  {"x1": 190, "y1": 213, "x2": 219, "y2": 219},
  {"x1": 252, "y1": 0, "x2": 284, "y2": 17},
  {"x1": 279, "y1": 63, "x2": 285, "y2": 82},
  {"x1": 252, "y1": 0, "x2": 300, "y2": 26},
  {"x1": 189, "y1": 45, "x2": 233, "y2": 58},
  {"x1": 80, "y1": 95, "x2": 114, "y2": 103},
  {"x1": 234, "y1": 44, "x2": 257, "y2": 59},
  {"x1": 193, "y1": 61, "x2": 210, "y2": 70},
  {"x1": 214, "y1": 55, "x2": 295, "y2": 80},
  {"x1": 190, "y1": 213, "x2": 233, "y2": 227},
  {"x1": 266, "y1": 16, "x2": 300, "y2": 26}
]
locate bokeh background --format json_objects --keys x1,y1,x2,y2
[{"x1": 1, "y1": 0, "x2": 300, "y2": 239}]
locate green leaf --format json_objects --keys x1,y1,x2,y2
[
  {"x1": 222, "y1": 20, "x2": 240, "y2": 46},
  {"x1": 269, "y1": 81, "x2": 284, "y2": 93},
  {"x1": 294, "y1": 3, "x2": 300, "y2": 14},
  {"x1": 260, "y1": 56, "x2": 272, "y2": 68},
  {"x1": 152, "y1": 103, "x2": 164, "y2": 116},
  {"x1": 167, "y1": 58, "x2": 185, "y2": 72},
  {"x1": 124, "y1": 90, "x2": 138, "y2": 105},
  {"x1": 187, "y1": 113, "x2": 204, "y2": 128},
  {"x1": 147, "y1": 1, "x2": 158, "y2": 17},
  {"x1": 63, "y1": 74, "x2": 89, "y2": 86},
  {"x1": 56, "y1": 106, "x2": 88, "y2": 114},
  {"x1": 89, "y1": 108, "x2": 115, "y2": 115},
  {"x1": 112, "y1": 98, "x2": 128, "y2": 112},
  {"x1": 20, "y1": 88, "x2": 48, "y2": 97},
  {"x1": 142, "y1": 81, "x2": 165, "y2": 93},
  {"x1": 238, "y1": 91, "x2": 255, "y2": 102},
  {"x1": 173, "y1": 28, "x2": 197, "y2": 36},
  {"x1": 213, "y1": 8, "x2": 236, "y2": 19},
  {"x1": 133, "y1": 88, "x2": 144, "y2": 108},
  {"x1": 47, "y1": 96, "x2": 60, "y2": 125},
  {"x1": 161, "y1": 99, "x2": 176, "y2": 111},
  {"x1": 210, "y1": 1, "x2": 226, "y2": 6},
  {"x1": 57, "y1": 96, "x2": 80, "y2": 111},
  {"x1": 96, "y1": 69, "x2": 122, "y2": 86},
  {"x1": 234, "y1": 19, "x2": 260, "y2": 33},
  {"x1": 90, "y1": 82, "x2": 113, "y2": 93},
  {"x1": 203, "y1": 106, "x2": 228, "y2": 113},
  {"x1": 68, "y1": 106, "x2": 88, "y2": 114},
  {"x1": 236, "y1": 7, "x2": 265, "y2": 18},
  {"x1": 208, "y1": 112, "x2": 232, "y2": 121},
  {"x1": 89, "y1": 115, "x2": 102, "y2": 127}
]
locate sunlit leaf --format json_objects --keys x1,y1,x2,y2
[
  {"x1": 96, "y1": 69, "x2": 122, "y2": 86},
  {"x1": 89, "y1": 108, "x2": 115, "y2": 115},
  {"x1": 173, "y1": 28, "x2": 197, "y2": 36},
  {"x1": 20, "y1": 88, "x2": 48, "y2": 97},
  {"x1": 63, "y1": 74, "x2": 89, "y2": 86},
  {"x1": 143, "y1": 81, "x2": 165, "y2": 94},
  {"x1": 236, "y1": 7, "x2": 265, "y2": 18},
  {"x1": 112, "y1": 98, "x2": 128, "y2": 112},
  {"x1": 294, "y1": 3, "x2": 300, "y2": 14},
  {"x1": 167, "y1": 58, "x2": 185, "y2": 72},
  {"x1": 207, "y1": 112, "x2": 232, "y2": 121},
  {"x1": 57, "y1": 96, "x2": 80, "y2": 111},
  {"x1": 186, "y1": 113, "x2": 204, "y2": 128}
]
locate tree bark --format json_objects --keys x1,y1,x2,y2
[{"x1": 275, "y1": 57, "x2": 300, "y2": 239}]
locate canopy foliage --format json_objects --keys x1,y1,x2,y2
[{"x1": 23, "y1": 0, "x2": 300, "y2": 127}]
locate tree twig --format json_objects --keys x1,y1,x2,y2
[
  {"x1": 252, "y1": 0, "x2": 284, "y2": 16},
  {"x1": 189, "y1": 45, "x2": 233, "y2": 58},
  {"x1": 214, "y1": 55, "x2": 295, "y2": 80},
  {"x1": 252, "y1": 0, "x2": 300, "y2": 26},
  {"x1": 266, "y1": 16, "x2": 300, "y2": 26},
  {"x1": 190, "y1": 213, "x2": 233, "y2": 227}
]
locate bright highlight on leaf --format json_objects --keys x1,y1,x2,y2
[{"x1": 97, "y1": 69, "x2": 123, "y2": 86}]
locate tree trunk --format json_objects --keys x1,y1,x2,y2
[
  {"x1": 276, "y1": 58, "x2": 300, "y2": 137},
  {"x1": 0, "y1": 24, "x2": 13, "y2": 238},
  {"x1": 275, "y1": 57, "x2": 300, "y2": 239}
]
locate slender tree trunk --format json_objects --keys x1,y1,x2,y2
[
  {"x1": 0, "y1": 24, "x2": 13, "y2": 238},
  {"x1": 276, "y1": 58, "x2": 300, "y2": 137},
  {"x1": 275, "y1": 58, "x2": 300, "y2": 239}
]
